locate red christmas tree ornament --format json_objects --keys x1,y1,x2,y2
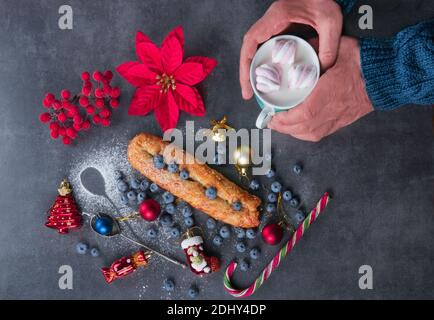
[
  {"x1": 181, "y1": 230, "x2": 220, "y2": 276},
  {"x1": 116, "y1": 26, "x2": 218, "y2": 132},
  {"x1": 45, "y1": 179, "x2": 82, "y2": 234},
  {"x1": 101, "y1": 250, "x2": 150, "y2": 284},
  {"x1": 261, "y1": 223, "x2": 284, "y2": 246},
  {"x1": 138, "y1": 199, "x2": 161, "y2": 221}
]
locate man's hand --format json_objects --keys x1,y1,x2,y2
[
  {"x1": 240, "y1": 0, "x2": 343, "y2": 100},
  {"x1": 268, "y1": 37, "x2": 374, "y2": 142}
]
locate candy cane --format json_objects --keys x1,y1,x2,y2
[{"x1": 224, "y1": 192, "x2": 331, "y2": 298}]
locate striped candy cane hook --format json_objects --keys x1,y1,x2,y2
[{"x1": 224, "y1": 192, "x2": 331, "y2": 298}]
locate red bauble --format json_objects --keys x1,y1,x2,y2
[
  {"x1": 139, "y1": 199, "x2": 161, "y2": 221},
  {"x1": 261, "y1": 223, "x2": 284, "y2": 246}
]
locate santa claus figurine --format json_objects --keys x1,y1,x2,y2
[{"x1": 181, "y1": 231, "x2": 220, "y2": 276}]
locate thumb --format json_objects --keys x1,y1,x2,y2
[{"x1": 316, "y1": 16, "x2": 342, "y2": 71}]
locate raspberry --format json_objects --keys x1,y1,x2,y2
[
  {"x1": 52, "y1": 101, "x2": 62, "y2": 110},
  {"x1": 50, "y1": 130, "x2": 59, "y2": 140},
  {"x1": 61, "y1": 90, "x2": 71, "y2": 100},
  {"x1": 110, "y1": 99, "x2": 119, "y2": 108},
  {"x1": 93, "y1": 71, "x2": 103, "y2": 81},
  {"x1": 81, "y1": 72, "x2": 90, "y2": 81},
  {"x1": 86, "y1": 105, "x2": 96, "y2": 115},
  {"x1": 66, "y1": 128, "x2": 77, "y2": 139},
  {"x1": 62, "y1": 136, "x2": 72, "y2": 145},
  {"x1": 39, "y1": 112, "x2": 51, "y2": 123},
  {"x1": 73, "y1": 115, "x2": 83, "y2": 124},
  {"x1": 81, "y1": 121, "x2": 91, "y2": 130},
  {"x1": 93, "y1": 115, "x2": 101, "y2": 124},
  {"x1": 101, "y1": 118, "x2": 110, "y2": 127},
  {"x1": 42, "y1": 98, "x2": 52, "y2": 108},
  {"x1": 73, "y1": 123, "x2": 82, "y2": 131},
  {"x1": 103, "y1": 85, "x2": 112, "y2": 95},
  {"x1": 69, "y1": 105, "x2": 79, "y2": 115},
  {"x1": 57, "y1": 113, "x2": 67, "y2": 123},
  {"x1": 82, "y1": 86, "x2": 92, "y2": 96},
  {"x1": 103, "y1": 70, "x2": 113, "y2": 80},
  {"x1": 95, "y1": 98, "x2": 105, "y2": 108},
  {"x1": 95, "y1": 88, "x2": 104, "y2": 98},
  {"x1": 66, "y1": 110, "x2": 75, "y2": 118},
  {"x1": 100, "y1": 108, "x2": 111, "y2": 118},
  {"x1": 45, "y1": 93, "x2": 55, "y2": 103},
  {"x1": 110, "y1": 87, "x2": 121, "y2": 98},
  {"x1": 79, "y1": 96, "x2": 89, "y2": 107},
  {"x1": 59, "y1": 127, "x2": 66, "y2": 136},
  {"x1": 49, "y1": 122, "x2": 60, "y2": 131}
]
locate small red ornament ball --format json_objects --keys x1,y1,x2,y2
[
  {"x1": 261, "y1": 223, "x2": 284, "y2": 246},
  {"x1": 139, "y1": 199, "x2": 161, "y2": 222}
]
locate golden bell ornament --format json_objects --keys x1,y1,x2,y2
[{"x1": 210, "y1": 116, "x2": 233, "y2": 142}]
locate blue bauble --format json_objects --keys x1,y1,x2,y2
[{"x1": 95, "y1": 217, "x2": 113, "y2": 236}]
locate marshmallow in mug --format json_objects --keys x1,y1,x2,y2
[
  {"x1": 255, "y1": 64, "x2": 281, "y2": 93},
  {"x1": 288, "y1": 64, "x2": 317, "y2": 90},
  {"x1": 272, "y1": 39, "x2": 297, "y2": 65}
]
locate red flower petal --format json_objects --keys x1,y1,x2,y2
[
  {"x1": 154, "y1": 91, "x2": 179, "y2": 132},
  {"x1": 128, "y1": 86, "x2": 161, "y2": 116},
  {"x1": 184, "y1": 56, "x2": 217, "y2": 80},
  {"x1": 136, "y1": 42, "x2": 162, "y2": 73},
  {"x1": 162, "y1": 26, "x2": 184, "y2": 51},
  {"x1": 136, "y1": 31, "x2": 152, "y2": 46},
  {"x1": 161, "y1": 33, "x2": 183, "y2": 75},
  {"x1": 174, "y1": 63, "x2": 204, "y2": 86},
  {"x1": 116, "y1": 61, "x2": 151, "y2": 87},
  {"x1": 174, "y1": 84, "x2": 205, "y2": 116},
  {"x1": 128, "y1": 64, "x2": 158, "y2": 84}
]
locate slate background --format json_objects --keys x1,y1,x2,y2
[{"x1": 0, "y1": 0, "x2": 433, "y2": 300}]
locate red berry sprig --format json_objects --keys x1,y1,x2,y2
[{"x1": 39, "y1": 70, "x2": 121, "y2": 146}]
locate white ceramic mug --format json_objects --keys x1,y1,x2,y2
[{"x1": 250, "y1": 35, "x2": 320, "y2": 129}]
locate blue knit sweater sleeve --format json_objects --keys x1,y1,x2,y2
[
  {"x1": 360, "y1": 21, "x2": 434, "y2": 111},
  {"x1": 334, "y1": 0, "x2": 357, "y2": 15}
]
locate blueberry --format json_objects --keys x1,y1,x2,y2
[
  {"x1": 165, "y1": 203, "x2": 176, "y2": 214},
  {"x1": 271, "y1": 181, "x2": 282, "y2": 193},
  {"x1": 188, "y1": 285, "x2": 199, "y2": 298},
  {"x1": 236, "y1": 242, "x2": 246, "y2": 253},
  {"x1": 137, "y1": 192, "x2": 146, "y2": 203},
  {"x1": 168, "y1": 162, "x2": 179, "y2": 173},
  {"x1": 149, "y1": 183, "x2": 159, "y2": 193},
  {"x1": 184, "y1": 217, "x2": 194, "y2": 228},
  {"x1": 249, "y1": 247, "x2": 260, "y2": 260},
  {"x1": 127, "y1": 190, "x2": 137, "y2": 201},
  {"x1": 264, "y1": 153, "x2": 272, "y2": 161},
  {"x1": 163, "y1": 191, "x2": 175, "y2": 204},
  {"x1": 282, "y1": 190, "x2": 293, "y2": 201},
  {"x1": 266, "y1": 169, "x2": 275, "y2": 178},
  {"x1": 76, "y1": 242, "x2": 88, "y2": 255},
  {"x1": 205, "y1": 187, "x2": 217, "y2": 200},
  {"x1": 219, "y1": 226, "x2": 231, "y2": 238},
  {"x1": 139, "y1": 179, "x2": 150, "y2": 191},
  {"x1": 293, "y1": 210, "x2": 305, "y2": 226},
  {"x1": 160, "y1": 213, "x2": 174, "y2": 228},
  {"x1": 147, "y1": 227, "x2": 158, "y2": 238},
  {"x1": 234, "y1": 227, "x2": 245, "y2": 239},
  {"x1": 169, "y1": 226, "x2": 180, "y2": 238},
  {"x1": 246, "y1": 228, "x2": 256, "y2": 239},
  {"x1": 232, "y1": 201, "x2": 242, "y2": 211},
  {"x1": 120, "y1": 193, "x2": 129, "y2": 205},
  {"x1": 90, "y1": 247, "x2": 100, "y2": 257},
  {"x1": 153, "y1": 155, "x2": 166, "y2": 169},
  {"x1": 267, "y1": 193, "x2": 277, "y2": 203},
  {"x1": 289, "y1": 196, "x2": 299, "y2": 208},
  {"x1": 182, "y1": 205, "x2": 193, "y2": 217},
  {"x1": 116, "y1": 180, "x2": 128, "y2": 192},
  {"x1": 239, "y1": 259, "x2": 250, "y2": 271},
  {"x1": 130, "y1": 178, "x2": 141, "y2": 190},
  {"x1": 206, "y1": 218, "x2": 216, "y2": 230},
  {"x1": 266, "y1": 203, "x2": 276, "y2": 213},
  {"x1": 249, "y1": 179, "x2": 260, "y2": 191},
  {"x1": 293, "y1": 164, "x2": 303, "y2": 175},
  {"x1": 163, "y1": 278, "x2": 175, "y2": 292},
  {"x1": 114, "y1": 170, "x2": 123, "y2": 180},
  {"x1": 212, "y1": 235, "x2": 223, "y2": 246},
  {"x1": 179, "y1": 169, "x2": 189, "y2": 180}
]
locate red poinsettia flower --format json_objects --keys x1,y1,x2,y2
[{"x1": 116, "y1": 26, "x2": 217, "y2": 132}]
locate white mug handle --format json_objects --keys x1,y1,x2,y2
[{"x1": 256, "y1": 106, "x2": 275, "y2": 129}]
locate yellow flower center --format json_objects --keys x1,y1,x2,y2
[{"x1": 156, "y1": 73, "x2": 176, "y2": 94}]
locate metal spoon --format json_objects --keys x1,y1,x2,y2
[{"x1": 80, "y1": 167, "x2": 186, "y2": 269}]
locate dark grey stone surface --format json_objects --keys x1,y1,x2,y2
[{"x1": 0, "y1": 0, "x2": 433, "y2": 300}]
